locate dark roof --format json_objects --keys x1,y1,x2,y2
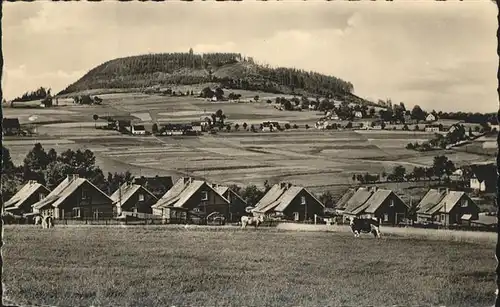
[
  {"x1": 335, "y1": 188, "x2": 356, "y2": 210},
  {"x1": 416, "y1": 189, "x2": 477, "y2": 215},
  {"x1": 111, "y1": 183, "x2": 157, "y2": 205},
  {"x1": 253, "y1": 183, "x2": 324, "y2": 214},
  {"x1": 4, "y1": 181, "x2": 50, "y2": 210},
  {"x1": 3, "y1": 118, "x2": 20, "y2": 128}
]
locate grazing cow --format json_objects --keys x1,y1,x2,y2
[
  {"x1": 34, "y1": 215, "x2": 43, "y2": 226},
  {"x1": 241, "y1": 215, "x2": 264, "y2": 229},
  {"x1": 349, "y1": 217, "x2": 381, "y2": 238},
  {"x1": 41, "y1": 215, "x2": 54, "y2": 229}
]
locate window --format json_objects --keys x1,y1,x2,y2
[
  {"x1": 384, "y1": 214, "x2": 389, "y2": 222},
  {"x1": 133, "y1": 208, "x2": 138, "y2": 214},
  {"x1": 73, "y1": 207, "x2": 81, "y2": 218},
  {"x1": 82, "y1": 189, "x2": 89, "y2": 200},
  {"x1": 138, "y1": 194, "x2": 145, "y2": 202},
  {"x1": 460, "y1": 200, "x2": 468, "y2": 208},
  {"x1": 441, "y1": 214, "x2": 446, "y2": 222},
  {"x1": 39, "y1": 193, "x2": 45, "y2": 201},
  {"x1": 201, "y1": 191, "x2": 208, "y2": 201},
  {"x1": 294, "y1": 212, "x2": 300, "y2": 221},
  {"x1": 92, "y1": 208, "x2": 99, "y2": 220},
  {"x1": 300, "y1": 196, "x2": 306, "y2": 205},
  {"x1": 389, "y1": 200, "x2": 395, "y2": 207}
]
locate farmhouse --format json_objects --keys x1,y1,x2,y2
[
  {"x1": 2, "y1": 118, "x2": 21, "y2": 136},
  {"x1": 151, "y1": 177, "x2": 230, "y2": 221},
  {"x1": 3, "y1": 180, "x2": 50, "y2": 216},
  {"x1": 425, "y1": 124, "x2": 441, "y2": 132},
  {"x1": 111, "y1": 182, "x2": 158, "y2": 218},
  {"x1": 252, "y1": 182, "x2": 324, "y2": 222},
  {"x1": 160, "y1": 123, "x2": 194, "y2": 135},
  {"x1": 416, "y1": 189, "x2": 479, "y2": 225},
  {"x1": 212, "y1": 184, "x2": 247, "y2": 222},
  {"x1": 342, "y1": 187, "x2": 408, "y2": 225},
  {"x1": 469, "y1": 163, "x2": 497, "y2": 193},
  {"x1": 354, "y1": 111, "x2": 363, "y2": 118},
  {"x1": 31, "y1": 174, "x2": 114, "y2": 220},
  {"x1": 426, "y1": 114, "x2": 437, "y2": 122},
  {"x1": 315, "y1": 120, "x2": 328, "y2": 130},
  {"x1": 191, "y1": 121, "x2": 203, "y2": 133},
  {"x1": 129, "y1": 124, "x2": 147, "y2": 135}
]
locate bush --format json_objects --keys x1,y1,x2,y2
[
  {"x1": 293, "y1": 124, "x2": 299, "y2": 129},
  {"x1": 284, "y1": 123, "x2": 291, "y2": 130},
  {"x1": 305, "y1": 124, "x2": 310, "y2": 129}
]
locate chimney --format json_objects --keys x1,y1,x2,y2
[
  {"x1": 288, "y1": 183, "x2": 293, "y2": 189},
  {"x1": 437, "y1": 188, "x2": 441, "y2": 194},
  {"x1": 280, "y1": 182, "x2": 287, "y2": 189},
  {"x1": 446, "y1": 188, "x2": 449, "y2": 194}
]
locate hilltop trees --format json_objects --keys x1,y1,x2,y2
[{"x1": 58, "y1": 52, "x2": 355, "y2": 98}]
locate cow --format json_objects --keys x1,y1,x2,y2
[
  {"x1": 41, "y1": 215, "x2": 54, "y2": 229},
  {"x1": 349, "y1": 217, "x2": 381, "y2": 238},
  {"x1": 34, "y1": 215, "x2": 43, "y2": 226},
  {"x1": 241, "y1": 215, "x2": 264, "y2": 229}
]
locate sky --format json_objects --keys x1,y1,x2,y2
[{"x1": 2, "y1": 1, "x2": 498, "y2": 113}]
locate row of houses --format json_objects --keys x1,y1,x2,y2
[
  {"x1": 3, "y1": 175, "x2": 326, "y2": 224},
  {"x1": 3, "y1": 173, "x2": 492, "y2": 227},
  {"x1": 334, "y1": 186, "x2": 486, "y2": 226}
]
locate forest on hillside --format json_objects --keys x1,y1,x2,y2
[{"x1": 58, "y1": 52, "x2": 354, "y2": 97}]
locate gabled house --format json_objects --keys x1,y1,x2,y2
[
  {"x1": 2, "y1": 118, "x2": 21, "y2": 136},
  {"x1": 212, "y1": 184, "x2": 247, "y2": 222},
  {"x1": 354, "y1": 111, "x2": 363, "y2": 118},
  {"x1": 416, "y1": 188, "x2": 479, "y2": 225},
  {"x1": 425, "y1": 124, "x2": 441, "y2": 132},
  {"x1": 151, "y1": 177, "x2": 230, "y2": 221},
  {"x1": 129, "y1": 124, "x2": 147, "y2": 135},
  {"x1": 3, "y1": 180, "x2": 50, "y2": 215},
  {"x1": 31, "y1": 174, "x2": 113, "y2": 219},
  {"x1": 426, "y1": 114, "x2": 437, "y2": 122},
  {"x1": 111, "y1": 182, "x2": 158, "y2": 218},
  {"x1": 342, "y1": 187, "x2": 374, "y2": 219},
  {"x1": 342, "y1": 187, "x2": 409, "y2": 225},
  {"x1": 252, "y1": 182, "x2": 324, "y2": 222},
  {"x1": 469, "y1": 163, "x2": 497, "y2": 193}
]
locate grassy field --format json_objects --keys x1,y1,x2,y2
[
  {"x1": 2, "y1": 225, "x2": 496, "y2": 307},
  {"x1": 2, "y1": 91, "x2": 495, "y2": 197}
]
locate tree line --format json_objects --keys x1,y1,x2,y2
[
  {"x1": 12, "y1": 87, "x2": 51, "y2": 103},
  {"x1": 1, "y1": 144, "x2": 166, "y2": 200},
  {"x1": 352, "y1": 155, "x2": 458, "y2": 184}
]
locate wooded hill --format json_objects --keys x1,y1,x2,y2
[{"x1": 58, "y1": 52, "x2": 362, "y2": 101}]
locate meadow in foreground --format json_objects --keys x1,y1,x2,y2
[{"x1": 3, "y1": 225, "x2": 496, "y2": 307}]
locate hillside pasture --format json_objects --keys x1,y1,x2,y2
[{"x1": 2, "y1": 226, "x2": 496, "y2": 307}]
